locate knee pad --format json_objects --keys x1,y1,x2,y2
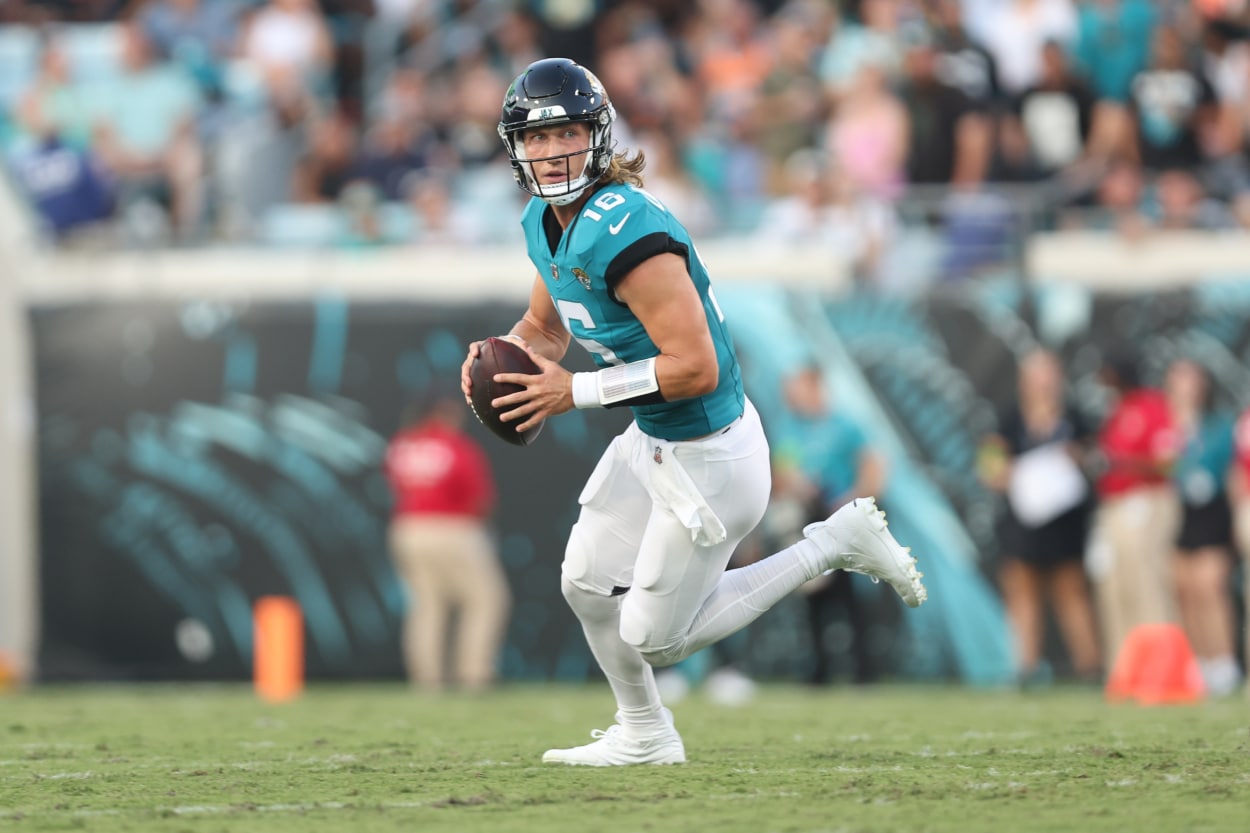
[
  {"x1": 560, "y1": 575, "x2": 619, "y2": 624},
  {"x1": 618, "y1": 595, "x2": 685, "y2": 667},
  {"x1": 562, "y1": 522, "x2": 594, "y2": 588}
]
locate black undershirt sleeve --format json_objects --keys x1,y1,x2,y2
[{"x1": 604, "y1": 233, "x2": 689, "y2": 305}]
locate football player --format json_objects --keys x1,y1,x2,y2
[{"x1": 460, "y1": 58, "x2": 927, "y2": 766}]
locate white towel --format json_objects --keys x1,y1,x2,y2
[{"x1": 635, "y1": 437, "x2": 728, "y2": 547}]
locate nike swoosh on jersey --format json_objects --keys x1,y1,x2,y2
[{"x1": 608, "y1": 213, "x2": 632, "y2": 235}]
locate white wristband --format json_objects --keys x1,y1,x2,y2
[
  {"x1": 572, "y1": 358, "x2": 662, "y2": 408},
  {"x1": 599, "y1": 357, "x2": 660, "y2": 405},
  {"x1": 498, "y1": 333, "x2": 525, "y2": 344},
  {"x1": 571, "y1": 372, "x2": 603, "y2": 409}
]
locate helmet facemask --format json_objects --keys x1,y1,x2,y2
[{"x1": 502, "y1": 110, "x2": 614, "y2": 206}]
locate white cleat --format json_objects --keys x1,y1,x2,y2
[
  {"x1": 542, "y1": 711, "x2": 686, "y2": 767},
  {"x1": 803, "y1": 497, "x2": 928, "y2": 608}
]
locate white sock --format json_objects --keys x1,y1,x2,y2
[
  {"x1": 676, "y1": 538, "x2": 824, "y2": 659},
  {"x1": 563, "y1": 581, "x2": 666, "y2": 731}
]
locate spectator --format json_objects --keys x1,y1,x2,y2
[
  {"x1": 898, "y1": 23, "x2": 992, "y2": 187},
  {"x1": 384, "y1": 393, "x2": 510, "y2": 691},
  {"x1": 1003, "y1": 40, "x2": 1097, "y2": 180},
  {"x1": 9, "y1": 135, "x2": 116, "y2": 242},
  {"x1": 8, "y1": 31, "x2": 113, "y2": 240},
  {"x1": 1062, "y1": 156, "x2": 1151, "y2": 236},
  {"x1": 820, "y1": 0, "x2": 905, "y2": 96},
  {"x1": 137, "y1": 0, "x2": 241, "y2": 97},
  {"x1": 927, "y1": 0, "x2": 1001, "y2": 110},
  {"x1": 1065, "y1": 0, "x2": 1159, "y2": 199},
  {"x1": 825, "y1": 59, "x2": 909, "y2": 200},
  {"x1": 353, "y1": 111, "x2": 431, "y2": 201},
  {"x1": 1143, "y1": 167, "x2": 1235, "y2": 229},
  {"x1": 691, "y1": 0, "x2": 773, "y2": 121},
  {"x1": 752, "y1": 149, "x2": 896, "y2": 285},
  {"x1": 406, "y1": 170, "x2": 488, "y2": 244},
  {"x1": 594, "y1": 42, "x2": 668, "y2": 138},
  {"x1": 826, "y1": 164, "x2": 898, "y2": 285},
  {"x1": 685, "y1": 105, "x2": 769, "y2": 232},
  {"x1": 527, "y1": 0, "x2": 599, "y2": 69},
  {"x1": 443, "y1": 56, "x2": 508, "y2": 167},
  {"x1": 753, "y1": 6, "x2": 826, "y2": 191},
  {"x1": 491, "y1": 5, "x2": 544, "y2": 79},
  {"x1": 1164, "y1": 358, "x2": 1241, "y2": 696},
  {"x1": 317, "y1": 0, "x2": 376, "y2": 121},
  {"x1": 977, "y1": 348, "x2": 1101, "y2": 686},
  {"x1": 1072, "y1": 0, "x2": 1157, "y2": 104},
  {"x1": 1086, "y1": 353, "x2": 1179, "y2": 669},
  {"x1": 239, "y1": 0, "x2": 336, "y2": 104},
  {"x1": 291, "y1": 109, "x2": 359, "y2": 203},
  {"x1": 1198, "y1": 17, "x2": 1250, "y2": 161},
  {"x1": 771, "y1": 364, "x2": 888, "y2": 685},
  {"x1": 1127, "y1": 24, "x2": 1219, "y2": 173},
  {"x1": 88, "y1": 22, "x2": 205, "y2": 241},
  {"x1": 978, "y1": 0, "x2": 1077, "y2": 96},
  {"x1": 633, "y1": 128, "x2": 718, "y2": 237},
  {"x1": 14, "y1": 34, "x2": 92, "y2": 153}
]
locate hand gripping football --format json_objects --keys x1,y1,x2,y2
[{"x1": 468, "y1": 337, "x2": 544, "y2": 446}]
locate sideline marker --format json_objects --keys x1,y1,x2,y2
[{"x1": 253, "y1": 596, "x2": 304, "y2": 702}]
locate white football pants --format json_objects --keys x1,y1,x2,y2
[{"x1": 560, "y1": 399, "x2": 828, "y2": 723}]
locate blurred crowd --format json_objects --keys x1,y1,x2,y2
[{"x1": 1, "y1": 0, "x2": 1250, "y2": 281}]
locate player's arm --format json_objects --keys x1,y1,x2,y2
[
  {"x1": 461, "y1": 273, "x2": 569, "y2": 404},
  {"x1": 613, "y1": 252, "x2": 718, "y2": 401},
  {"x1": 489, "y1": 253, "x2": 716, "y2": 428},
  {"x1": 508, "y1": 274, "x2": 571, "y2": 363}
]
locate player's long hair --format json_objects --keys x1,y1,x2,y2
[{"x1": 603, "y1": 149, "x2": 646, "y2": 187}]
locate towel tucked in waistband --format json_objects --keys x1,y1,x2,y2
[{"x1": 633, "y1": 435, "x2": 727, "y2": 547}]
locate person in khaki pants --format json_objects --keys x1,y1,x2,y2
[
  {"x1": 1086, "y1": 356, "x2": 1179, "y2": 671},
  {"x1": 385, "y1": 395, "x2": 510, "y2": 691}
]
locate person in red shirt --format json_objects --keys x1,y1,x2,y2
[
  {"x1": 1087, "y1": 355, "x2": 1180, "y2": 669},
  {"x1": 385, "y1": 394, "x2": 510, "y2": 691}
]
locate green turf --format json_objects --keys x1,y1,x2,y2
[{"x1": 1, "y1": 683, "x2": 1247, "y2": 832}]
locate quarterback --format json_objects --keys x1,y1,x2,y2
[{"x1": 460, "y1": 58, "x2": 927, "y2": 766}]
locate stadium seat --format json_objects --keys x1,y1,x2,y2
[
  {"x1": 259, "y1": 203, "x2": 347, "y2": 248},
  {"x1": 61, "y1": 23, "x2": 124, "y2": 82},
  {"x1": 0, "y1": 26, "x2": 39, "y2": 111},
  {"x1": 377, "y1": 201, "x2": 415, "y2": 242}
]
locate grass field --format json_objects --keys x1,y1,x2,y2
[{"x1": 1, "y1": 683, "x2": 1247, "y2": 833}]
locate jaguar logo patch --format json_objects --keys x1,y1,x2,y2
[{"x1": 572, "y1": 267, "x2": 592, "y2": 290}]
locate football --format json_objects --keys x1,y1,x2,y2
[{"x1": 468, "y1": 337, "x2": 544, "y2": 446}]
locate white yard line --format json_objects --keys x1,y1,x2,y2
[{"x1": 2, "y1": 800, "x2": 430, "y2": 820}]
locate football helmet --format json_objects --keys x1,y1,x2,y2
[{"x1": 498, "y1": 58, "x2": 616, "y2": 206}]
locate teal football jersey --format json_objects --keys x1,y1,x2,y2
[{"x1": 519, "y1": 184, "x2": 744, "y2": 441}]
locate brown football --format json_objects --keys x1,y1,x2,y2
[{"x1": 468, "y1": 337, "x2": 544, "y2": 446}]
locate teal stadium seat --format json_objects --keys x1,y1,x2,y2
[
  {"x1": 377, "y1": 202, "x2": 415, "y2": 242},
  {"x1": 0, "y1": 26, "x2": 39, "y2": 124},
  {"x1": 60, "y1": 23, "x2": 125, "y2": 82},
  {"x1": 259, "y1": 203, "x2": 346, "y2": 248}
]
